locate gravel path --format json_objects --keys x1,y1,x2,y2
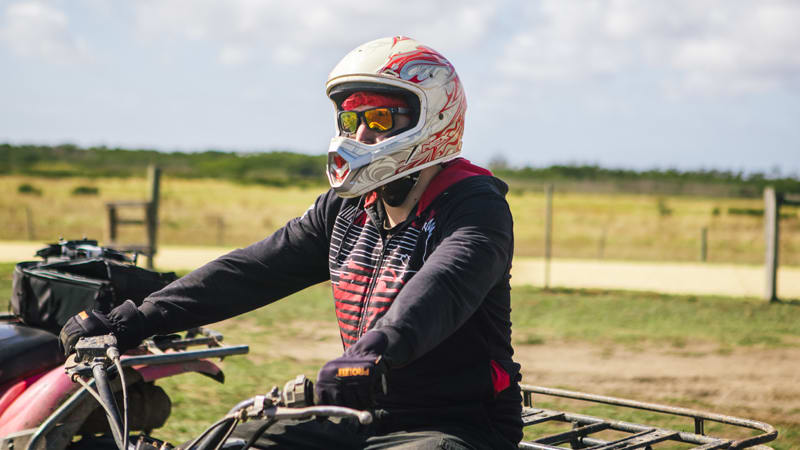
[{"x1": 511, "y1": 258, "x2": 800, "y2": 299}]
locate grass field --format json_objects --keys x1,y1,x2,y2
[
  {"x1": 1, "y1": 262, "x2": 797, "y2": 448},
  {"x1": 1, "y1": 175, "x2": 798, "y2": 265}
]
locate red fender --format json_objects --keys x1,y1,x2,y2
[
  {"x1": 0, "y1": 365, "x2": 74, "y2": 435},
  {"x1": 0, "y1": 372, "x2": 47, "y2": 421},
  {"x1": 135, "y1": 359, "x2": 225, "y2": 383},
  {"x1": 0, "y1": 357, "x2": 224, "y2": 437}
]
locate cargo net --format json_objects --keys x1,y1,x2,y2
[{"x1": 519, "y1": 385, "x2": 777, "y2": 450}]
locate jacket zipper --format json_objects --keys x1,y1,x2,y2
[{"x1": 354, "y1": 204, "x2": 418, "y2": 339}]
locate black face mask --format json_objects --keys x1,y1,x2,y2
[{"x1": 378, "y1": 173, "x2": 420, "y2": 207}]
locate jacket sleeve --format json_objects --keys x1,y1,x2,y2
[
  {"x1": 136, "y1": 189, "x2": 338, "y2": 336},
  {"x1": 373, "y1": 186, "x2": 513, "y2": 367}
]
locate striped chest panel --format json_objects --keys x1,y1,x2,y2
[{"x1": 329, "y1": 204, "x2": 427, "y2": 348}]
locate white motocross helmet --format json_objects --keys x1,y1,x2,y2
[{"x1": 326, "y1": 36, "x2": 467, "y2": 198}]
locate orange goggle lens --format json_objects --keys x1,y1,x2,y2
[
  {"x1": 338, "y1": 107, "x2": 408, "y2": 135},
  {"x1": 364, "y1": 108, "x2": 392, "y2": 131}
]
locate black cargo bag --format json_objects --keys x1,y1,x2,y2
[{"x1": 11, "y1": 258, "x2": 177, "y2": 334}]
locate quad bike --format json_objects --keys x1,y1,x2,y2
[
  {"x1": 0, "y1": 240, "x2": 779, "y2": 449},
  {"x1": 0, "y1": 322, "x2": 249, "y2": 449},
  {"x1": 58, "y1": 335, "x2": 373, "y2": 450},
  {"x1": 0, "y1": 239, "x2": 249, "y2": 449},
  {"x1": 0, "y1": 327, "x2": 778, "y2": 450}
]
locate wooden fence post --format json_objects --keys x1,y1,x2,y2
[
  {"x1": 107, "y1": 205, "x2": 118, "y2": 243},
  {"x1": 764, "y1": 187, "x2": 779, "y2": 302},
  {"x1": 216, "y1": 216, "x2": 225, "y2": 246},
  {"x1": 700, "y1": 227, "x2": 708, "y2": 262},
  {"x1": 544, "y1": 184, "x2": 553, "y2": 289},
  {"x1": 145, "y1": 165, "x2": 161, "y2": 269},
  {"x1": 597, "y1": 224, "x2": 608, "y2": 260},
  {"x1": 25, "y1": 206, "x2": 35, "y2": 240}
]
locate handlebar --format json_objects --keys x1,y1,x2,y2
[
  {"x1": 185, "y1": 382, "x2": 373, "y2": 450},
  {"x1": 66, "y1": 335, "x2": 129, "y2": 450},
  {"x1": 271, "y1": 405, "x2": 373, "y2": 424},
  {"x1": 227, "y1": 397, "x2": 372, "y2": 425},
  {"x1": 66, "y1": 334, "x2": 372, "y2": 450},
  {"x1": 186, "y1": 399, "x2": 373, "y2": 450}
]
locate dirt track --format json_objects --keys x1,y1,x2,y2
[
  {"x1": 514, "y1": 342, "x2": 799, "y2": 426},
  {"x1": 261, "y1": 323, "x2": 798, "y2": 445}
]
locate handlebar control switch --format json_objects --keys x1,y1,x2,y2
[
  {"x1": 75, "y1": 335, "x2": 119, "y2": 364},
  {"x1": 282, "y1": 374, "x2": 314, "y2": 408}
]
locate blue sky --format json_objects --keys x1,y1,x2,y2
[{"x1": 1, "y1": 0, "x2": 798, "y2": 175}]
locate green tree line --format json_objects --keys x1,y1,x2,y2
[
  {"x1": 0, "y1": 144, "x2": 328, "y2": 187},
  {"x1": 492, "y1": 164, "x2": 800, "y2": 197},
  {"x1": 2, "y1": 143, "x2": 798, "y2": 196}
]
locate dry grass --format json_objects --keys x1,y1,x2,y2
[
  {"x1": 1, "y1": 175, "x2": 798, "y2": 265},
  {"x1": 508, "y1": 190, "x2": 799, "y2": 265},
  {"x1": 0, "y1": 176, "x2": 319, "y2": 247}
]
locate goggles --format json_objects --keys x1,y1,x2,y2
[{"x1": 338, "y1": 107, "x2": 410, "y2": 135}]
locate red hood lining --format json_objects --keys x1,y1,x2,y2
[
  {"x1": 364, "y1": 191, "x2": 378, "y2": 208},
  {"x1": 362, "y1": 158, "x2": 492, "y2": 214},
  {"x1": 416, "y1": 158, "x2": 492, "y2": 215}
]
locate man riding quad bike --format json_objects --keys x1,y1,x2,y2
[{"x1": 61, "y1": 36, "x2": 522, "y2": 449}]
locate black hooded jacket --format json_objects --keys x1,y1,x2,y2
[{"x1": 137, "y1": 158, "x2": 523, "y2": 443}]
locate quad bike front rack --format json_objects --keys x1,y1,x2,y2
[{"x1": 519, "y1": 385, "x2": 777, "y2": 449}]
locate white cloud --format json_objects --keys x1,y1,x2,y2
[
  {"x1": 272, "y1": 44, "x2": 303, "y2": 65},
  {"x1": 132, "y1": 0, "x2": 496, "y2": 67},
  {"x1": 219, "y1": 45, "x2": 250, "y2": 66},
  {"x1": 668, "y1": 2, "x2": 800, "y2": 94},
  {"x1": 0, "y1": 0, "x2": 91, "y2": 63},
  {"x1": 497, "y1": 0, "x2": 800, "y2": 95}
]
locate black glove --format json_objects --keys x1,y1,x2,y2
[
  {"x1": 315, "y1": 330, "x2": 388, "y2": 410},
  {"x1": 59, "y1": 300, "x2": 146, "y2": 356}
]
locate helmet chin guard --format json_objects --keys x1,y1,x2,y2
[{"x1": 326, "y1": 36, "x2": 466, "y2": 198}]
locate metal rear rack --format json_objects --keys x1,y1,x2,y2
[{"x1": 519, "y1": 385, "x2": 777, "y2": 449}]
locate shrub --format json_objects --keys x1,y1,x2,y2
[
  {"x1": 71, "y1": 185, "x2": 100, "y2": 196},
  {"x1": 728, "y1": 207, "x2": 762, "y2": 216},
  {"x1": 728, "y1": 207, "x2": 797, "y2": 220},
  {"x1": 18, "y1": 183, "x2": 42, "y2": 196},
  {"x1": 657, "y1": 197, "x2": 672, "y2": 216}
]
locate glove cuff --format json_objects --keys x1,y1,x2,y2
[
  {"x1": 373, "y1": 327, "x2": 413, "y2": 368},
  {"x1": 106, "y1": 300, "x2": 146, "y2": 352},
  {"x1": 345, "y1": 330, "x2": 388, "y2": 359}
]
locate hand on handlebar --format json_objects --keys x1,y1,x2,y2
[
  {"x1": 59, "y1": 300, "x2": 146, "y2": 356},
  {"x1": 314, "y1": 330, "x2": 388, "y2": 410}
]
